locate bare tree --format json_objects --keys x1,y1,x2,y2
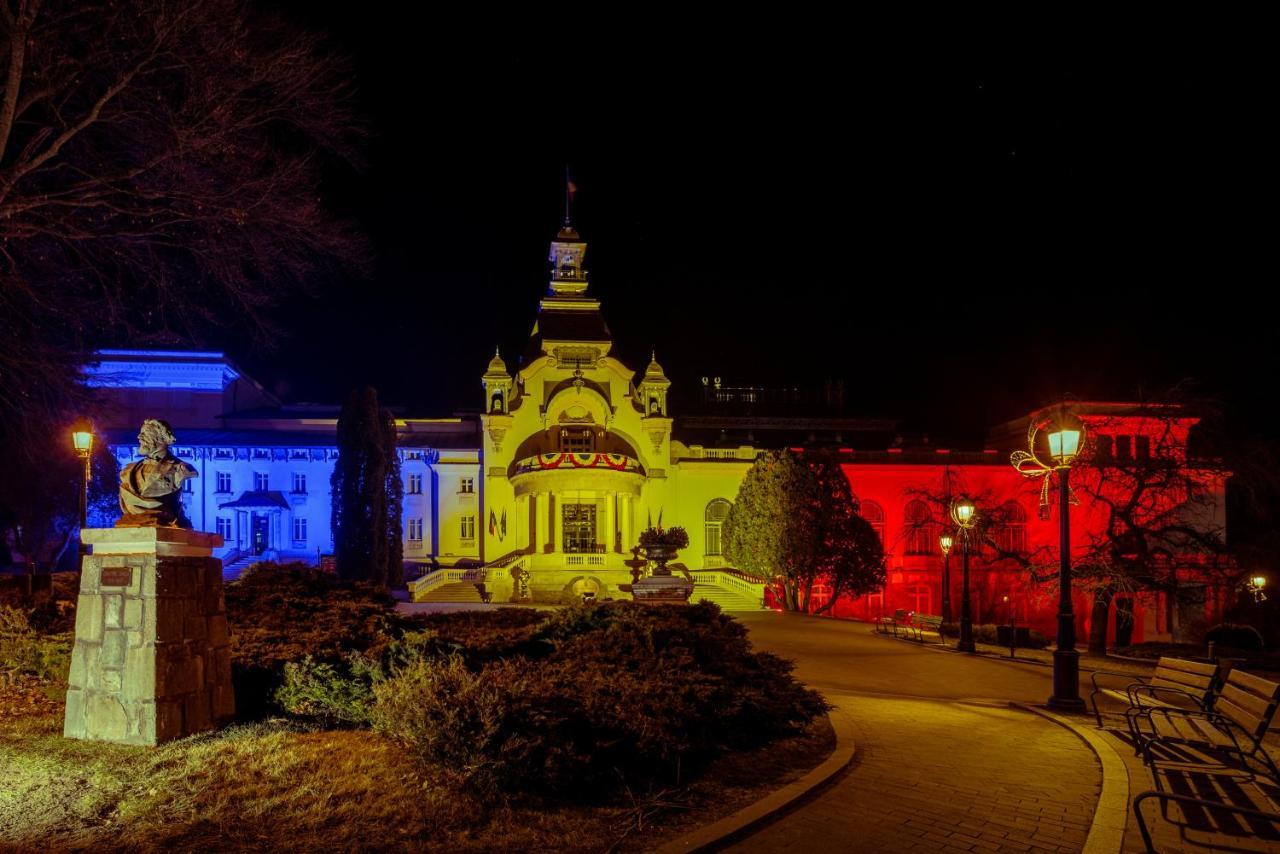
[{"x1": 0, "y1": 0, "x2": 366, "y2": 448}]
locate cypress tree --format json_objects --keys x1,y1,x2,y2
[{"x1": 331, "y1": 387, "x2": 401, "y2": 585}]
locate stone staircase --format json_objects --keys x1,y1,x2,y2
[
  {"x1": 689, "y1": 570, "x2": 768, "y2": 612},
  {"x1": 423, "y1": 581, "x2": 485, "y2": 603}
]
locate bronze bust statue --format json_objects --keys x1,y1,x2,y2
[{"x1": 116, "y1": 419, "x2": 198, "y2": 528}]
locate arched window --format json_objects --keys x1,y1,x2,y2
[
  {"x1": 996, "y1": 501, "x2": 1027, "y2": 554},
  {"x1": 704, "y1": 499, "x2": 732, "y2": 557},
  {"x1": 859, "y1": 500, "x2": 885, "y2": 545},
  {"x1": 903, "y1": 500, "x2": 933, "y2": 555}
]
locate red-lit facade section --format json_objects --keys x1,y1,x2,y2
[{"x1": 800, "y1": 407, "x2": 1230, "y2": 646}]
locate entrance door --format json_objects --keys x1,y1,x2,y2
[
  {"x1": 563, "y1": 504, "x2": 597, "y2": 553},
  {"x1": 252, "y1": 513, "x2": 269, "y2": 555}
]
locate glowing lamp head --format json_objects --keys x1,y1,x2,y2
[
  {"x1": 1048, "y1": 428, "x2": 1082, "y2": 464},
  {"x1": 939, "y1": 533, "x2": 954, "y2": 555},
  {"x1": 1252, "y1": 575, "x2": 1267, "y2": 590},
  {"x1": 951, "y1": 497, "x2": 977, "y2": 529},
  {"x1": 71, "y1": 421, "x2": 94, "y2": 456}
]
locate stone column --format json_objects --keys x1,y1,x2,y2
[
  {"x1": 553, "y1": 495, "x2": 564, "y2": 553},
  {"x1": 605, "y1": 492, "x2": 616, "y2": 553},
  {"x1": 535, "y1": 493, "x2": 549, "y2": 553},
  {"x1": 620, "y1": 493, "x2": 633, "y2": 552},
  {"x1": 63, "y1": 528, "x2": 235, "y2": 746}
]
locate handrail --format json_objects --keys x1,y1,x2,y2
[{"x1": 690, "y1": 569, "x2": 766, "y2": 599}]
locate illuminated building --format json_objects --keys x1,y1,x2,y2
[{"x1": 89, "y1": 219, "x2": 1231, "y2": 645}]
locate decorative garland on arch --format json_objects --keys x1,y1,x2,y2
[{"x1": 534, "y1": 453, "x2": 631, "y2": 471}]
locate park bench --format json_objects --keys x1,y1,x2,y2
[
  {"x1": 875, "y1": 608, "x2": 908, "y2": 635},
  {"x1": 1130, "y1": 669, "x2": 1280, "y2": 851},
  {"x1": 904, "y1": 614, "x2": 945, "y2": 644},
  {"x1": 1089, "y1": 656, "x2": 1222, "y2": 733},
  {"x1": 1133, "y1": 668, "x2": 1280, "y2": 784}
]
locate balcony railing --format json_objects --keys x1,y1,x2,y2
[{"x1": 511, "y1": 453, "x2": 643, "y2": 476}]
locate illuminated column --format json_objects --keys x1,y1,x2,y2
[
  {"x1": 605, "y1": 491, "x2": 616, "y2": 553},
  {"x1": 553, "y1": 495, "x2": 564, "y2": 553},
  {"x1": 535, "y1": 493, "x2": 549, "y2": 553},
  {"x1": 620, "y1": 493, "x2": 632, "y2": 552},
  {"x1": 516, "y1": 494, "x2": 528, "y2": 552}
]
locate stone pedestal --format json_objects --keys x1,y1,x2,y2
[
  {"x1": 628, "y1": 573, "x2": 694, "y2": 605},
  {"x1": 63, "y1": 528, "x2": 235, "y2": 745}
]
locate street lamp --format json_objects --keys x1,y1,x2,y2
[
  {"x1": 950, "y1": 497, "x2": 978, "y2": 653},
  {"x1": 939, "y1": 532, "x2": 954, "y2": 622},
  {"x1": 72, "y1": 421, "x2": 93, "y2": 570},
  {"x1": 1247, "y1": 574, "x2": 1267, "y2": 603},
  {"x1": 1012, "y1": 407, "x2": 1088, "y2": 712}
]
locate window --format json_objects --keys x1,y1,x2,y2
[
  {"x1": 704, "y1": 499, "x2": 732, "y2": 557},
  {"x1": 407, "y1": 474, "x2": 423, "y2": 494},
  {"x1": 1135, "y1": 435, "x2": 1151, "y2": 460},
  {"x1": 216, "y1": 517, "x2": 232, "y2": 539},
  {"x1": 216, "y1": 471, "x2": 232, "y2": 493},
  {"x1": 459, "y1": 478, "x2": 474, "y2": 494},
  {"x1": 903, "y1": 500, "x2": 933, "y2": 555},
  {"x1": 995, "y1": 501, "x2": 1027, "y2": 554},
  {"x1": 1094, "y1": 435, "x2": 1114, "y2": 461},
  {"x1": 182, "y1": 477, "x2": 193, "y2": 493},
  {"x1": 254, "y1": 472, "x2": 269, "y2": 491},
  {"x1": 1115, "y1": 435, "x2": 1132, "y2": 461},
  {"x1": 559, "y1": 428, "x2": 594, "y2": 454},
  {"x1": 292, "y1": 517, "x2": 308, "y2": 544},
  {"x1": 460, "y1": 515, "x2": 476, "y2": 540},
  {"x1": 408, "y1": 519, "x2": 423, "y2": 541},
  {"x1": 860, "y1": 500, "x2": 885, "y2": 545},
  {"x1": 908, "y1": 584, "x2": 931, "y2": 614},
  {"x1": 292, "y1": 472, "x2": 307, "y2": 494}
]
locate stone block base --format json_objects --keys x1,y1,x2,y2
[{"x1": 63, "y1": 527, "x2": 234, "y2": 745}]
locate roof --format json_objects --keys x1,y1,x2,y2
[
  {"x1": 105, "y1": 426, "x2": 480, "y2": 451},
  {"x1": 536, "y1": 308, "x2": 612, "y2": 342},
  {"x1": 218, "y1": 490, "x2": 290, "y2": 510}
]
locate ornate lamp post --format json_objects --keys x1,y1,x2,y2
[
  {"x1": 1246, "y1": 574, "x2": 1268, "y2": 603},
  {"x1": 1012, "y1": 408, "x2": 1087, "y2": 712},
  {"x1": 939, "y1": 532, "x2": 954, "y2": 622},
  {"x1": 72, "y1": 421, "x2": 94, "y2": 530},
  {"x1": 950, "y1": 497, "x2": 978, "y2": 652},
  {"x1": 72, "y1": 420, "x2": 94, "y2": 579}
]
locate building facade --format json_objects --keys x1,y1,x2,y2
[{"x1": 90, "y1": 219, "x2": 1232, "y2": 645}]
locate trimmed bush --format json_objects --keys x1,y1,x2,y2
[
  {"x1": 940, "y1": 622, "x2": 1050, "y2": 649},
  {"x1": 1206, "y1": 623, "x2": 1265, "y2": 653},
  {"x1": 279, "y1": 601, "x2": 828, "y2": 799},
  {"x1": 379, "y1": 602, "x2": 827, "y2": 797},
  {"x1": 225, "y1": 562, "x2": 412, "y2": 717}
]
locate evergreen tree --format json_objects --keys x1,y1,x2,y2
[
  {"x1": 807, "y1": 452, "x2": 887, "y2": 614},
  {"x1": 382, "y1": 409, "x2": 404, "y2": 587},
  {"x1": 723, "y1": 449, "x2": 884, "y2": 612},
  {"x1": 723, "y1": 450, "x2": 818, "y2": 610},
  {"x1": 331, "y1": 387, "x2": 401, "y2": 586}
]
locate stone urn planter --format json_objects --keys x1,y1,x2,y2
[{"x1": 630, "y1": 527, "x2": 692, "y2": 605}]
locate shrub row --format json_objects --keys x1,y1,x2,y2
[
  {"x1": 0, "y1": 605, "x2": 72, "y2": 682},
  {"x1": 276, "y1": 601, "x2": 829, "y2": 799}
]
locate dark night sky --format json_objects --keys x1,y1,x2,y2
[{"x1": 236, "y1": 16, "x2": 1271, "y2": 443}]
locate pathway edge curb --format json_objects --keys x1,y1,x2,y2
[
  {"x1": 1015, "y1": 703, "x2": 1129, "y2": 854},
  {"x1": 655, "y1": 704, "x2": 857, "y2": 854}
]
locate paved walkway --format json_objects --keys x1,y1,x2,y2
[{"x1": 726, "y1": 613, "x2": 1103, "y2": 854}]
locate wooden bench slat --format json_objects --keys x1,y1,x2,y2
[
  {"x1": 1155, "y1": 656, "x2": 1218, "y2": 677},
  {"x1": 1221, "y1": 682, "x2": 1273, "y2": 719},
  {"x1": 1151, "y1": 671, "x2": 1213, "y2": 692},
  {"x1": 1216, "y1": 697, "x2": 1264, "y2": 736},
  {"x1": 1229, "y1": 669, "x2": 1280, "y2": 700}
]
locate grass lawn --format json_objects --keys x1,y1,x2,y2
[{"x1": 0, "y1": 689, "x2": 834, "y2": 852}]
